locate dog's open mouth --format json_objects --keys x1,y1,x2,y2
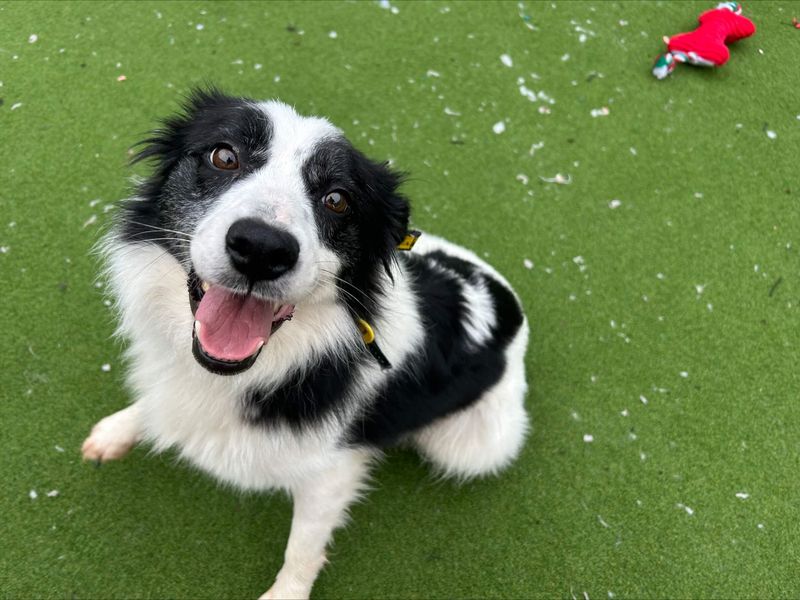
[{"x1": 187, "y1": 270, "x2": 294, "y2": 375}]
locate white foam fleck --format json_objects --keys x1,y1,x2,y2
[
  {"x1": 101, "y1": 363, "x2": 111, "y2": 372},
  {"x1": 583, "y1": 434, "x2": 594, "y2": 443},
  {"x1": 735, "y1": 492, "x2": 750, "y2": 500},
  {"x1": 523, "y1": 258, "x2": 533, "y2": 269},
  {"x1": 500, "y1": 53, "x2": 513, "y2": 67},
  {"x1": 29, "y1": 490, "x2": 38, "y2": 500},
  {"x1": 539, "y1": 173, "x2": 570, "y2": 184},
  {"x1": 679, "y1": 371, "x2": 689, "y2": 378},
  {"x1": 639, "y1": 395, "x2": 648, "y2": 405},
  {"x1": 29, "y1": 34, "x2": 39, "y2": 43},
  {"x1": 195, "y1": 23, "x2": 204, "y2": 30},
  {"x1": 766, "y1": 130, "x2": 777, "y2": 139},
  {"x1": 609, "y1": 199, "x2": 621, "y2": 209},
  {"x1": 492, "y1": 121, "x2": 506, "y2": 134},
  {"x1": 328, "y1": 31, "x2": 338, "y2": 39},
  {"x1": 620, "y1": 409, "x2": 629, "y2": 417}
]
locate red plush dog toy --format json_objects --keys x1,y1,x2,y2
[{"x1": 653, "y1": 2, "x2": 756, "y2": 79}]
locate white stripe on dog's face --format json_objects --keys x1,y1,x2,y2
[{"x1": 190, "y1": 102, "x2": 343, "y2": 305}]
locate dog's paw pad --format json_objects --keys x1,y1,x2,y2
[{"x1": 81, "y1": 413, "x2": 138, "y2": 463}]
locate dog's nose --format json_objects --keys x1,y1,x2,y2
[{"x1": 225, "y1": 218, "x2": 299, "y2": 282}]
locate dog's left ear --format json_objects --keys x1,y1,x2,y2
[{"x1": 355, "y1": 155, "x2": 410, "y2": 261}]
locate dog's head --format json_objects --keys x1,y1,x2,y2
[{"x1": 122, "y1": 89, "x2": 409, "y2": 375}]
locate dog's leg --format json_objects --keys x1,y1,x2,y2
[
  {"x1": 412, "y1": 320, "x2": 530, "y2": 480},
  {"x1": 261, "y1": 450, "x2": 371, "y2": 600},
  {"x1": 81, "y1": 403, "x2": 143, "y2": 462}
]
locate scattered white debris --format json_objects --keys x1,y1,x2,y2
[
  {"x1": 694, "y1": 192, "x2": 704, "y2": 199},
  {"x1": 608, "y1": 199, "x2": 622, "y2": 209},
  {"x1": 539, "y1": 173, "x2": 571, "y2": 184},
  {"x1": 735, "y1": 492, "x2": 750, "y2": 500},
  {"x1": 328, "y1": 31, "x2": 338, "y2": 39},
  {"x1": 656, "y1": 272, "x2": 666, "y2": 280},
  {"x1": 492, "y1": 121, "x2": 506, "y2": 134},
  {"x1": 426, "y1": 69, "x2": 441, "y2": 78},
  {"x1": 46, "y1": 490, "x2": 60, "y2": 498},
  {"x1": 101, "y1": 363, "x2": 111, "y2": 372},
  {"x1": 639, "y1": 451, "x2": 647, "y2": 461},
  {"x1": 0, "y1": 246, "x2": 9, "y2": 254},
  {"x1": 523, "y1": 258, "x2": 534, "y2": 269},
  {"x1": 707, "y1": 303, "x2": 713, "y2": 312},
  {"x1": 11, "y1": 102, "x2": 23, "y2": 111},
  {"x1": 610, "y1": 320, "x2": 617, "y2": 329},
  {"x1": 676, "y1": 503, "x2": 695, "y2": 516},
  {"x1": 54, "y1": 445, "x2": 65, "y2": 453},
  {"x1": 695, "y1": 284, "x2": 705, "y2": 295},
  {"x1": 195, "y1": 23, "x2": 204, "y2": 30},
  {"x1": 538, "y1": 105, "x2": 551, "y2": 115},
  {"x1": 639, "y1": 395, "x2": 648, "y2": 405},
  {"x1": 500, "y1": 53, "x2": 513, "y2": 67},
  {"x1": 82, "y1": 215, "x2": 97, "y2": 228},
  {"x1": 619, "y1": 19, "x2": 628, "y2": 26},
  {"x1": 629, "y1": 147, "x2": 637, "y2": 156},
  {"x1": 597, "y1": 515, "x2": 610, "y2": 528},
  {"x1": 254, "y1": 63, "x2": 263, "y2": 70},
  {"x1": 590, "y1": 106, "x2": 610, "y2": 118},
  {"x1": 621, "y1": 409, "x2": 629, "y2": 417},
  {"x1": 516, "y1": 173, "x2": 530, "y2": 185},
  {"x1": 29, "y1": 490, "x2": 38, "y2": 500},
  {"x1": 757, "y1": 523, "x2": 765, "y2": 530},
  {"x1": 583, "y1": 434, "x2": 594, "y2": 443},
  {"x1": 571, "y1": 411, "x2": 581, "y2": 421},
  {"x1": 443, "y1": 107, "x2": 461, "y2": 116},
  {"x1": 590, "y1": 375, "x2": 598, "y2": 383},
  {"x1": 766, "y1": 129, "x2": 777, "y2": 139},
  {"x1": 116, "y1": 75, "x2": 127, "y2": 82},
  {"x1": 679, "y1": 371, "x2": 689, "y2": 378},
  {"x1": 561, "y1": 53, "x2": 570, "y2": 62},
  {"x1": 519, "y1": 85, "x2": 537, "y2": 102},
  {"x1": 29, "y1": 34, "x2": 39, "y2": 43},
  {"x1": 758, "y1": 48, "x2": 764, "y2": 55},
  {"x1": 529, "y1": 141, "x2": 544, "y2": 156}
]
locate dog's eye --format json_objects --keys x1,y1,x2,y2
[
  {"x1": 323, "y1": 190, "x2": 350, "y2": 214},
  {"x1": 209, "y1": 145, "x2": 239, "y2": 171}
]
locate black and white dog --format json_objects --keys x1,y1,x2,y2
[{"x1": 82, "y1": 90, "x2": 529, "y2": 599}]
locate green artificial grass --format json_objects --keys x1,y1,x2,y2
[{"x1": 2, "y1": 1, "x2": 800, "y2": 597}]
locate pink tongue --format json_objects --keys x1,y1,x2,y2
[{"x1": 195, "y1": 287, "x2": 274, "y2": 362}]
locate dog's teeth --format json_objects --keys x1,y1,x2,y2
[
  {"x1": 194, "y1": 321, "x2": 202, "y2": 334},
  {"x1": 201, "y1": 281, "x2": 210, "y2": 292}
]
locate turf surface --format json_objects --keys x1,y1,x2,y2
[{"x1": 2, "y1": 1, "x2": 800, "y2": 598}]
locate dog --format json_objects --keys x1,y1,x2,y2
[{"x1": 82, "y1": 89, "x2": 530, "y2": 599}]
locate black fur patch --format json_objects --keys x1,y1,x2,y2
[
  {"x1": 243, "y1": 349, "x2": 369, "y2": 428},
  {"x1": 302, "y1": 139, "x2": 409, "y2": 322},
  {"x1": 120, "y1": 88, "x2": 272, "y2": 263},
  {"x1": 348, "y1": 251, "x2": 524, "y2": 447}
]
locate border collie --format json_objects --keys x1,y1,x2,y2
[{"x1": 82, "y1": 89, "x2": 529, "y2": 599}]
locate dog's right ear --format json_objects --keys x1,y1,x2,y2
[{"x1": 132, "y1": 86, "x2": 232, "y2": 167}]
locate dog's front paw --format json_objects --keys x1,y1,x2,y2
[
  {"x1": 81, "y1": 407, "x2": 140, "y2": 463},
  {"x1": 259, "y1": 581, "x2": 311, "y2": 600}
]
